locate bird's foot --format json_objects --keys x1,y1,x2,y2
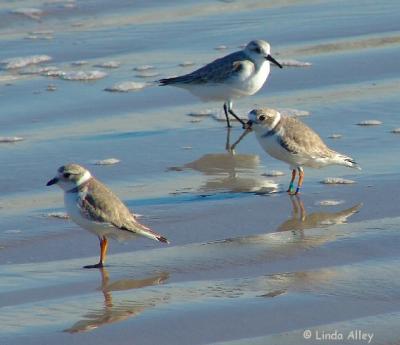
[
  {"x1": 83, "y1": 262, "x2": 104, "y2": 269},
  {"x1": 287, "y1": 183, "x2": 294, "y2": 194}
]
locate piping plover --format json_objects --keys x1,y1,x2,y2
[
  {"x1": 159, "y1": 40, "x2": 282, "y2": 128},
  {"x1": 247, "y1": 108, "x2": 360, "y2": 194},
  {"x1": 47, "y1": 164, "x2": 169, "y2": 268}
]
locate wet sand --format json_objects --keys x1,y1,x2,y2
[{"x1": 1, "y1": 0, "x2": 400, "y2": 344}]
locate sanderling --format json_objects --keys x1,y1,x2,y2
[
  {"x1": 159, "y1": 40, "x2": 282, "y2": 128},
  {"x1": 247, "y1": 108, "x2": 361, "y2": 194},
  {"x1": 47, "y1": 164, "x2": 169, "y2": 268}
]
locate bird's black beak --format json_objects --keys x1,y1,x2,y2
[
  {"x1": 46, "y1": 177, "x2": 58, "y2": 186},
  {"x1": 265, "y1": 54, "x2": 283, "y2": 69}
]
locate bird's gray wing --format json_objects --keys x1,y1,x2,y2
[
  {"x1": 279, "y1": 117, "x2": 333, "y2": 157},
  {"x1": 78, "y1": 179, "x2": 139, "y2": 231},
  {"x1": 78, "y1": 180, "x2": 168, "y2": 243},
  {"x1": 160, "y1": 51, "x2": 250, "y2": 85}
]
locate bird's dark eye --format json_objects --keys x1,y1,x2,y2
[
  {"x1": 254, "y1": 47, "x2": 261, "y2": 54},
  {"x1": 259, "y1": 115, "x2": 266, "y2": 121},
  {"x1": 63, "y1": 173, "x2": 71, "y2": 178}
]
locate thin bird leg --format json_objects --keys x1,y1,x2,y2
[
  {"x1": 84, "y1": 237, "x2": 108, "y2": 269},
  {"x1": 99, "y1": 237, "x2": 108, "y2": 265},
  {"x1": 227, "y1": 102, "x2": 246, "y2": 127},
  {"x1": 223, "y1": 103, "x2": 232, "y2": 128},
  {"x1": 230, "y1": 127, "x2": 252, "y2": 152},
  {"x1": 225, "y1": 126, "x2": 232, "y2": 151},
  {"x1": 287, "y1": 169, "x2": 296, "y2": 193},
  {"x1": 295, "y1": 167, "x2": 304, "y2": 195}
]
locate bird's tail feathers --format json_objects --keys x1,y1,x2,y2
[
  {"x1": 136, "y1": 223, "x2": 170, "y2": 244},
  {"x1": 336, "y1": 154, "x2": 361, "y2": 170}
]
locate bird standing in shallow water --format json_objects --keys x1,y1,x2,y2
[
  {"x1": 247, "y1": 108, "x2": 361, "y2": 194},
  {"x1": 159, "y1": 40, "x2": 282, "y2": 128},
  {"x1": 47, "y1": 164, "x2": 169, "y2": 268}
]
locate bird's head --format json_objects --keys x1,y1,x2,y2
[
  {"x1": 244, "y1": 40, "x2": 282, "y2": 68},
  {"x1": 47, "y1": 163, "x2": 91, "y2": 191},
  {"x1": 246, "y1": 108, "x2": 282, "y2": 131}
]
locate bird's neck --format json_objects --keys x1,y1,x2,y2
[
  {"x1": 66, "y1": 177, "x2": 92, "y2": 194},
  {"x1": 259, "y1": 113, "x2": 282, "y2": 138}
]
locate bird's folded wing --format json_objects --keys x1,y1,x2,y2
[
  {"x1": 174, "y1": 51, "x2": 249, "y2": 84},
  {"x1": 280, "y1": 117, "x2": 332, "y2": 157},
  {"x1": 78, "y1": 181, "x2": 139, "y2": 232}
]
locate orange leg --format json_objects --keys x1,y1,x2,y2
[
  {"x1": 84, "y1": 237, "x2": 108, "y2": 269},
  {"x1": 100, "y1": 237, "x2": 108, "y2": 265},
  {"x1": 295, "y1": 167, "x2": 304, "y2": 195},
  {"x1": 287, "y1": 169, "x2": 296, "y2": 193}
]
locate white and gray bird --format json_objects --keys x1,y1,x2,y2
[
  {"x1": 47, "y1": 164, "x2": 169, "y2": 268},
  {"x1": 247, "y1": 108, "x2": 360, "y2": 194},
  {"x1": 159, "y1": 40, "x2": 282, "y2": 128}
]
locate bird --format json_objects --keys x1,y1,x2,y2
[
  {"x1": 46, "y1": 164, "x2": 169, "y2": 268},
  {"x1": 247, "y1": 108, "x2": 361, "y2": 194},
  {"x1": 159, "y1": 40, "x2": 282, "y2": 128}
]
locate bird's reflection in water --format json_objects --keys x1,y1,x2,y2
[
  {"x1": 278, "y1": 196, "x2": 362, "y2": 232},
  {"x1": 221, "y1": 195, "x2": 362, "y2": 249},
  {"x1": 64, "y1": 269, "x2": 169, "y2": 333},
  {"x1": 181, "y1": 128, "x2": 278, "y2": 194},
  {"x1": 257, "y1": 197, "x2": 362, "y2": 298}
]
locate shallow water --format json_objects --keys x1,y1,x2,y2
[{"x1": 1, "y1": 0, "x2": 400, "y2": 344}]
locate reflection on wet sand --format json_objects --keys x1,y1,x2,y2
[
  {"x1": 224, "y1": 196, "x2": 362, "y2": 251},
  {"x1": 64, "y1": 269, "x2": 169, "y2": 333},
  {"x1": 182, "y1": 129, "x2": 278, "y2": 194},
  {"x1": 278, "y1": 196, "x2": 362, "y2": 232}
]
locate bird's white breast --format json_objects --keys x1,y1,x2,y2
[
  {"x1": 244, "y1": 60, "x2": 270, "y2": 94},
  {"x1": 255, "y1": 128, "x2": 301, "y2": 169}
]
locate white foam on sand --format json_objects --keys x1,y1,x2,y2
[
  {"x1": 11, "y1": 8, "x2": 43, "y2": 20},
  {"x1": 261, "y1": 170, "x2": 285, "y2": 177},
  {"x1": 92, "y1": 158, "x2": 120, "y2": 165},
  {"x1": 133, "y1": 65, "x2": 154, "y2": 71},
  {"x1": 315, "y1": 199, "x2": 345, "y2": 206},
  {"x1": 186, "y1": 109, "x2": 215, "y2": 117},
  {"x1": 321, "y1": 177, "x2": 356, "y2": 185},
  {"x1": 71, "y1": 61, "x2": 89, "y2": 66},
  {"x1": 105, "y1": 81, "x2": 148, "y2": 92},
  {"x1": 278, "y1": 59, "x2": 312, "y2": 67},
  {"x1": 60, "y1": 70, "x2": 107, "y2": 81},
  {"x1": 0, "y1": 137, "x2": 24, "y2": 143},
  {"x1": 357, "y1": 120, "x2": 382, "y2": 126},
  {"x1": 25, "y1": 34, "x2": 53, "y2": 41},
  {"x1": 19, "y1": 66, "x2": 59, "y2": 75},
  {"x1": 45, "y1": 212, "x2": 69, "y2": 220},
  {"x1": 0, "y1": 55, "x2": 52, "y2": 69},
  {"x1": 94, "y1": 61, "x2": 121, "y2": 69},
  {"x1": 278, "y1": 108, "x2": 310, "y2": 117},
  {"x1": 179, "y1": 61, "x2": 196, "y2": 67}
]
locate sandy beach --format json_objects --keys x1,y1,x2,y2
[{"x1": 1, "y1": 0, "x2": 400, "y2": 344}]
